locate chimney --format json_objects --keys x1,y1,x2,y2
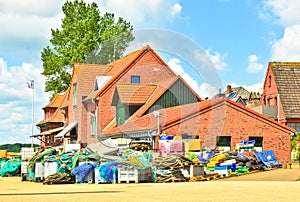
[{"x1": 226, "y1": 85, "x2": 232, "y2": 95}]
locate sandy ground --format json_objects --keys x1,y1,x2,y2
[{"x1": 0, "y1": 165, "x2": 300, "y2": 202}]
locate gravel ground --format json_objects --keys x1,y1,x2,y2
[{"x1": 0, "y1": 164, "x2": 299, "y2": 202}]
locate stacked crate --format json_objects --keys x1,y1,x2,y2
[
  {"x1": 118, "y1": 164, "x2": 152, "y2": 183},
  {"x1": 44, "y1": 161, "x2": 58, "y2": 179},
  {"x1": 20, "y1": 147, "x2": 35, "y2": 181},
  {"x1": 34, "y1": 162, "x2": 44, "y2": 182},
  {"x1": 20, "y1": 148, "x2": 35, "y2": 161}
]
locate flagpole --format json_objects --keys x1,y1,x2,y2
[{"x1": 31, "y1": 80, "x2": 34, "y2": 148}]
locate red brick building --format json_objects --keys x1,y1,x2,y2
[
  {"x1": 34, "y1": 93, "x2": 65, "y2": 147},
  {"x1": 106, "y1": 98, "x2": 294, "y2": 164},
  {"x1": 36, "y1": 45, "x2": 201, "y2": 147},
  {"x1": 260, "y1": 62, "x2": 300, "y2": 132}
]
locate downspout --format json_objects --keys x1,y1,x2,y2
[
  {"x1": 277, "y1": 94, "x2": 280, "y2": 122},
  {"x1": 91, "y1": 97, "x2": 98, "y2": 143}
]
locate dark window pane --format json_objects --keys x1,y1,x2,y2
[
  {"x1": 131, "y1": 76, "x2": 140, "y2": 84},
  {"x1": 216, "y1": 136, "x2": 231, "y2": 147}
]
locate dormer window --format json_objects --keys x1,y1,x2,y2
[{"x1": 131, "y1": 76, "x2": 140, "y2": 84}]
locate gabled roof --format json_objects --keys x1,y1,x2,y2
[
  {"x1": 112, "y1": 84, "x2": 157, "y2": 105},
  {"x1": 105, "y1": 97, "x2": 295, "y2": 135},
  {"x1": 42, "y1": 94, "x2": 64, "y2": 109},
  {"x1": 93, "y1": 45, "x2": 177, "y2": 98},
  {"x1": 268, "y1": 62, "x2": 300, "y2": 118},
  {"x1": 128, "y1": 76, "x2": 202, "y2": 121},
  {"x1": 36, "y1": 92, "x2": 67, "y2": 126},
  {"x1": 103, "y1": 76, "x2": 201, "y2": 133},
  {"x1": 230, "y1": 87, "x2": 250, "y2": 100},
  {"x1": 73, "y1": 64, "x2": 112, "y2": 96}
]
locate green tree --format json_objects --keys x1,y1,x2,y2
[{"x1": 41, "y1": 0, "x2": 134, "y2": 98}]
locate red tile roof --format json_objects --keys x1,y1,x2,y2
[
  {"x1": 93, "y1": 45, "x2": 177, "y2": 98},
  {"x1": 115, "y1": 84, "x2": 157, "y2": 105},
  {"x1": 105, "y1": 97, "x2": 295, "y2": 135},
  {"x1": 74, "y1": 64, "x2": 112, "y2": 96},
  {"x1": 42, "y1": 94, "x2": 64, "y2": 109},
  {"x1": 36, "y1": 91, "x2": 68, "y2": 126},
  {"x1": 128, "y1": 76, "x2": 201, "y2": 121}
]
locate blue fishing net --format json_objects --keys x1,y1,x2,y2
[
  {"x1": 99, "y1": 161, "x2": 120, "y2": 182},
  {"x1": 71, "y1": 163, "x2": 96, "y2": 183}
]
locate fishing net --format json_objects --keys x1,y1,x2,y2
[
  {"x1": 71, "y1": 163, "x2": 96, "y2": 183},
  {"x1": 98, "y1": 161, "x2": 119, "y2": 182},
  {"x1": 43, "y1": 173, "x2": 74, "y2": 185},
  {"x1": 1, "y1": 157, "x2": 21, "y2": 177},
  {"x1": 122, "y1": 149, "x2": 150, "y2": 169}
]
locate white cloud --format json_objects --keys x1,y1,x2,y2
[
  {"x1": 199, "y1": 83, "x2": 219, "y2": 99},
  {"x1": 0, "y1": 58, "x2": 49, "y2": 144},
  {"x1": 99, "y1": 0, "x2": 182, "y2": 27},
  {"x1": 167, "y1": 57, "x2": 223, "y2": 100},
  {"x1": 194, "y1": 49, "x2": 228, "y2": 71},
  {"x1": 171, "y1": 3, "x2": 182, "y2": 18},
  {"x1": 0, "y1": 0, "x2": 63, "y2": 17},
  {"x1": 271, "y1": 25, "x2": 300, "y2": 61},
  {"x1": 0, "y1": 1, "x2": 63, "y2": 64},
  {"x1": 262, "y1": 0, "x2": 300, "y2": 26},
  {"x1": 246, "y1": 54, "x2": 264, "y2": 73},
  {"x1": 167, "y1": 58, "x2": 184, "y2": 75},
  {"x1": 260, "y1": 1, "x2": 300, "y2": 62},
  {"x1": 167, "y1": 58, "x2": 202, "y2": 98}
]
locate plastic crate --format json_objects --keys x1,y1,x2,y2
[
  {"x1": 214, "y1": 165, "x2": 228, "y2": 170},
  {"x1": 21, "y1": 148, "x2": 35, "y2": 160},
  {"x1": 21, "y1": 162, "x2": 29, "y2": 174},
  {"x1": 34, "y1": 162, "x2": 44, "y2": 181},
  {"x1": 44, "y1": 162, "x2": 58, "y2": 179},
  {"x1": 118, "y1": 165, "x2": 152, "y2": 183},
  {"x1": 213, "y1": 169, "x2": 229, "y2": 177},
  {"x1": 185, "y1": 165, "x2": 204, "y2": 177}
]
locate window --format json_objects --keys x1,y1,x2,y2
[
  {"x1": 287, "y1": 122, "x2": 300, "y2": 132},
  {"x1": 268, "y1": 75, "x2": 272, "y2": 88},
  {"x1": 91, "y1": 112, "x2": 96, "y2": 136},
  {"x1": 73, "y1": 83, "x2": 78, "y2": 107},
  {"x1": 216, "y1": 136, "x2": 231, "y2": 147},
  {"x1": 249, "y1": 137, "x2": 263, "y2": 147},
  {"x1": 131, "y1": 76, "x2": 140, "y2": 84}
]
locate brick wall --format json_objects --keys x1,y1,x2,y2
[
  {"x1": 96, "y1": 50, "x2": 176, "y2": 137},
  {"x1": 162, "y1": 101, "x2": 291, "y2": 164},
  {"x1": 260, "y1": 66, "x2": 286, "y2": 123}
]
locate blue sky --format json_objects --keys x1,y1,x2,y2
[{"x1": 0, "y1": 0, "x2": 299, "y2": 144}]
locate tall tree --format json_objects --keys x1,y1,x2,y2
[{"x1": 41, "y1": 0, "x2": 134, "y2": 98}]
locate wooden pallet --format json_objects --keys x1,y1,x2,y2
[
  {"x1": 183, "y1": 162, "x2": 203, "y2": 166},
  {"x1": 189, "y1": 174, "x2": 218, "y2": 182},
  {"x1": 171, "y1": 177, "x2": 186, "y2": 183},
  {"x1": 118, "y1": 180, "x2": 138, "y2": 184},
  {"x1": 168, "y1": 165, "x2": 185, "y2": 170}
]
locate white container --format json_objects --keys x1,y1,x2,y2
[
  {"x1": 21, "y1": 148, "x2": 35, "y2": 160},
  {"x1": 118, "y1": 166, "x2": 138, "y2": 183},
  {"x1": 21, "y1": 162, "x2": 29, "y2": 174},
  {"x1": 44, "y1": 162, "x2": 58, "y2": 178},
  {"x1": 212, "y1": 169, "x2": 229, "y2": 177},
  {"x1": 34, "y1": 162, "x2": 44, "y2": 181}
]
